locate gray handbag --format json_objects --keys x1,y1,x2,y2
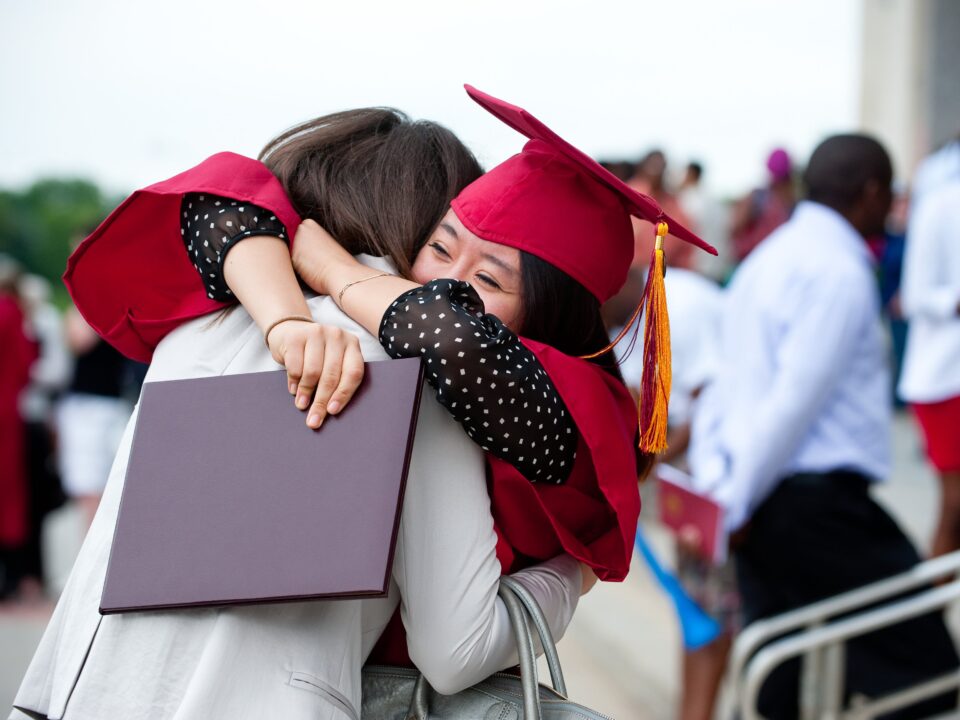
[{"x1": 361, "y1": 576, "x2": 614, "y2": 719}]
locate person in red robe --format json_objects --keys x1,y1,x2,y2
[{"x1": 0, "y1": 263, "x2": 38, "y2": 598}]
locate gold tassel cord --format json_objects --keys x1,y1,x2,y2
[
  {"x1": 638, "y1": 222, "x2": 672, "y2": 453},
  {"x1": 581, "y1": 293, "x2": 646, "y2": 360}
]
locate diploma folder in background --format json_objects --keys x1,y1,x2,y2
[
  {"x1": 100, "y1": 359, "x2": 424, "y2": 614},
  {"x1": 656, "y1": 464, "x2": 728, "y2": 565}
]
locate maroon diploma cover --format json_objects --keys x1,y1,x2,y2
[{"x1": 100, "y1": 359, "x2": 424, "y2": 614}]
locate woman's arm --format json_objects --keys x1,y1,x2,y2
[
  {"x1": 393, "y1": 398, "x2": 584, "y2": 694},
  {"x1": 180, "y1": 193, "x2": 366, "y2": 428},
  {"x1": 226, "y1": 237, "x2": 366, "y2": 427},
  {"x1": 189, "y1": 211, "x2": 578, "y2": 483},
  {"x1": 295, "y1": 220, "x2": 578, "y2": 484}
]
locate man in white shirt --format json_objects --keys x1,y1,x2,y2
[
  {"x1": 911, "y1": 136, "x2": 960, "y2": 207},
  {"x1": 690, "y1": 134, "x2": 959, "y2": 719}
]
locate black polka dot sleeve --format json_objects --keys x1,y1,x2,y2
[
  {"x1": 379, "y1": 279, "x2": 577, "y2": 484},
  {"x1": 181, "y1": 192, "x2": 288, "y2": 300}
]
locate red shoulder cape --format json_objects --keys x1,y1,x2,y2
[
  {"x1": 0, "y1": 298, "x2": 38, "y2": 545},
  {"x1": 492, "y1": 338, "x2": 640, "y2": 581},
  {"x1": 63, "y1": 153, "x2": 300, "y2": 363}
]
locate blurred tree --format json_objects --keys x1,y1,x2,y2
[{"x1": 0, "y1": 179, "x2": 114, "y2": 289}]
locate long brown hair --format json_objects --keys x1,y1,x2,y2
[{"x1": 259, "y1": 109, "x2": 482, "y2": 278}]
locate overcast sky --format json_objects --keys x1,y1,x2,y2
[{"x1": 1, "y1": 0, "x2": 863, "y2": 197}]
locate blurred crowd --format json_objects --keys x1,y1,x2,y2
[
  {"x1": 0, "y1": 258, "x2": 144, "y2": 603},
  {"x1": 601, "y1": 133, "x2": 960, "y2": 719},
  {"x1": 1, "y1": 131, "x2": 959, "y2": 718}
]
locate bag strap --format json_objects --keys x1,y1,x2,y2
[
  {"x1": 499, "y1": 576, "x2": 568, "y2": 696},
  {"x1": 499, "y1": 581, "x2": 543, "y2": 719},
  {"x1": 408, "y1": 579, "x2": 571, "y2": 719},
  {"x1": 409, "y1": 674, "x2": 431, "y2": 719}
]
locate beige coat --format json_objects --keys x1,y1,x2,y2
[{"x1": 11, "y1": 258, "x2": 580, "y2": 720}]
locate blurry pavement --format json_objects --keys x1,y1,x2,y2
[{"x1": 0, "y1": 413, "x2": 942, "y2": 719}]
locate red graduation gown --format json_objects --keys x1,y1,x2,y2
[
  {"x1": 492, "y1": 338, "x2": 639, "y2": 581},
  {"x1": 64, "y1": 153, "x2": 641, "y2": 660},
  {"x1": 0, "y1": 296, "x2": 37, "y2": 547}
]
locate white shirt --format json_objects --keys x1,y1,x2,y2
[
  {"x1": 897, "y1": 181, "x2": 960, "y2": 402},
  {"x1": 912, "y1": 141, "x2": 960, "y2": 207},
  {"x1": 689, "y1": 202, "x2": 891, "y2": 531},
  {"x1": 615, "y1": 268, "x2": 722, "y2": 426}
]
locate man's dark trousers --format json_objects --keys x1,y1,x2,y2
[{"x1": 735, "y1": 471, "x2": 960, "y2": 719}]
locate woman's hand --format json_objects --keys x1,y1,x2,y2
[
  {"x1": 291, "y1": 219, "x2": 360, "y2": 297},
  {"x1": 267, "y1": 319, "x2": 365, "y2": 429}
]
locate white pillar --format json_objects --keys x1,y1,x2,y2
[{"x1": 860, "y1": 0, "x2": 960, "y2": 182}]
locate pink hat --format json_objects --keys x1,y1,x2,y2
[{"x1": 766, "y1": 148, "x2": 792, "y2": 182}]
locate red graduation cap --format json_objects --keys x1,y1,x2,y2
[
  {"x1": 452, "y1": 84, "x2": 716, "y2": 304},
  {"x1": 452, "y1": 86, "x2": 718, "y2": 453}
]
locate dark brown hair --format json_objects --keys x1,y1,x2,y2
[
  {"x1": 518, "y1": 252, "x2": 616, "y2": 374},
  {"x1": 259, "y1": 109, "x2": 482, "y2": 278}
]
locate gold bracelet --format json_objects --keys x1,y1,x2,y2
[
  {"x1": 263, "y1": 314, "x2": 313, "y2": 350},
  {"x1": 337, "y1": 272, "x2": 392, "y2": 304}
]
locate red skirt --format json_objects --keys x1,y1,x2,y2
[
  {"x1": 0, "y1": 412, "x2": 27, "y2": 546},
  {"x1": 913, "y1": 396, "x2": 960, "y2": 472}
]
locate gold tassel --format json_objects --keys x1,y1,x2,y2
[{"x1": 638, "y1": 222, "x2": 672, "y2": 453}]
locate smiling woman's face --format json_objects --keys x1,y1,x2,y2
[{"x1": 411, "y1": 209, "x2": 524, "y2": 331}]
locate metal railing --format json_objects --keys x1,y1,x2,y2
[{"x1": 729, "y1": 550, "x2": 960, "y2": 720}]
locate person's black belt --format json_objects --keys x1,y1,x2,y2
[{"x1": 779, "y1": 468, "x2": 872, "y2": 491}]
